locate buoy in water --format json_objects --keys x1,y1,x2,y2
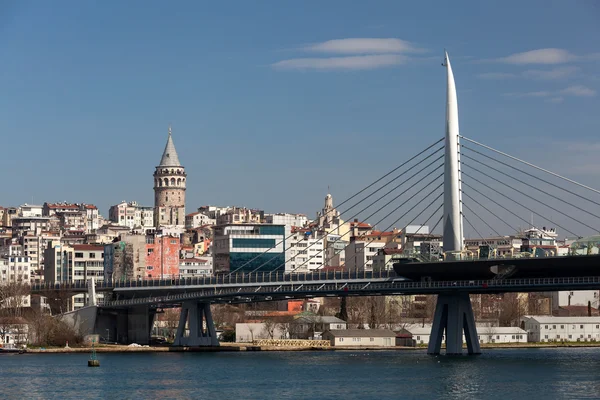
[{"x1": 88, "y1": 338, "x2": 100, "y2": 367}]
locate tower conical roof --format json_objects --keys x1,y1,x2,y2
[{"x1": 158, "y1": 126, "x2": 181, "y2": 167}]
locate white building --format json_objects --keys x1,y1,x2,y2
[
  {"x1": 322, "y1": 329, "x2": 395, "y2": 347},
  {"x1": 185, "y1": 212, "x2": 216, "y2": 229},
  {"x1": 179, "y1": 258, "x2": 213, "y2": 277},
  {"x1": 0, "y1": 255, "x2": 31, "y2": 308},
  {"x1": 265, "y1": 213, "x2": 308, "y2": 228},
  {"x1": 522, "y1": 316, "x2": 600, "y2": 342},
  {"x1": 287, "y1": 228, "x2": 324, "y2": 272},
  {"x1": 324, "y1": 234, "x2": 347, "y2": 268},
  {"x1": 235, "y1": 322, "x2": 287, "y2": 343},
  {"x1": 552, "y1": 290, "x2": 600, "y2": 311},
  {"x1": 345, "y1": 240, "x2": 386, "y2": 272},
  {"x1": 108, "y1": 201, "x2": 154, "y2": 231},
  {"x1": 18, "y1": 204, "x2": 43, "y2": 217},
  {"x1": 197, "y1": 205, "x2": 232, "y2": 220},
  {"x1": 71, "y1": 244, "x2": 105, "y2": 309},
  {"x1": 404, "y1": 324, "x2": 527, "y2": 345}
]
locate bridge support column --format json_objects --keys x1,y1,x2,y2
[
  {"x1": 173, "y1": 301, "x2": 219, "y2": 347},
  {"x1": 427, "y1": 292, "x2": 480, "y2": 355},
  {"x1": 127, "y1": 305, "x2": 155, "y2": 345}
]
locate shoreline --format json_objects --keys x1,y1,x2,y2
[{"x1": 20, "y1": 342, "x2": 600, "y2": 354}]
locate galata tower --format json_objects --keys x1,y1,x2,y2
[{"x1": 153, "y1": 126, "x2": 186, "y2": 228}]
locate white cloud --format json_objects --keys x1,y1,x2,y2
[
  {"x1": 559, "y1": 85, "x2": 596, "y2": 97},
  {"x1": 505, "y1": 91, "x2": 552, "y2": 98},
  {"x1": 478, "y1": 66, "x2": 580, "y2": 81},
  {"x1": 305, "y1": 38, "x2": 422, "y2": 54},
  {"x1": 497, "y1": 48, "x2": 575, "y2": 64},
  {"x1": 271, "y1": 54, "x2": 406, "y2": 71},
  {"x1": 506, "y1": 85, "x2": 596, "y2": 100},
  {"x1": 522, "y1": 66, "x2": 580, "y2": 80},
  {"x1": 477, "y1": 72, "x2": 517, "y2": 79}
]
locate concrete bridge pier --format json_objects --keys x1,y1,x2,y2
[
  {"x1": 126, "y1": 305, "x2": 156, "y2": 345},
  {"x1": 427, "y1": 292, "x2": 481, "y2": 355},
  {"x1": 173, "y1": 301, "x2": 219, "y2": 347}
]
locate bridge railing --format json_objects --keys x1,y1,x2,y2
[
  {"x1": 102, "y1": 275, "x2": 600, "y2": 307},
  {"x1": 33, "y1": 269, "x2": 394, "y2": 291}
]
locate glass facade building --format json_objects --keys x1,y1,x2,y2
[{"x1": 213, "y1": 224, "x2": 289, "y2": 274}]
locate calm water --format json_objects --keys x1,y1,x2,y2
[{"x1": 1, "y1": 348, "x2": 600, "y2": 399}]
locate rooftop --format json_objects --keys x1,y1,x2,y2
[
  {"x1": 158, "y1": 126, "x2": 181, "y2": 167},
  {"x1": 325, "y1": 329, "x2": 396, "y2": 338},
  {"x1": 524, "y1": 316, "x2": 600, "y2": 324}
]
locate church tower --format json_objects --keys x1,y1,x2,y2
[{"x1": 153, "y1": 126, "x2": 186, "y2": 228}]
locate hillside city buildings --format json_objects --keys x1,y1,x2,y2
[{"x1": 0, "y1": 125, "x2": 598, "y2": 318}]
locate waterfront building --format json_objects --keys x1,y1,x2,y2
[
  {"x1": 213, "y1": 224, "x2": 289, "y2": 274},
  {"x1": 522, "y1": 316, "x2": 600, "y2": 342},
  {"x1": 322, "y1": 329, "x2": 396, "y2": 347},
  {"x1": 0, "y1": 317, "x2": 29, "y2": 346},
  {"x1": 109, "y1": 201, "x2": 154, "y2": 230},
  {"x1": 402, "y1": 324, "x2": 527, "y2": 345},
  {"x1": 235, "y1": 323, "x2": 288, "y2": 343},
  {"x1": 153, "y1": 126, "x2": 186, "y2": 229}
]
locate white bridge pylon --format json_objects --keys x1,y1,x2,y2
[{"x1": 428, "y1": 51, "x2": 480, "y2": 355}]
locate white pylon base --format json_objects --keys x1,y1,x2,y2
[
  {"x1": 173, "y1": 301, "x2": 220, "y2": 347},
  {"x1": 427, "y1": 293, "x2": 481, "y2": 355}
]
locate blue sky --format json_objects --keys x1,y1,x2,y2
[{"x1": 1, "y1": 1, "x2": 599, "y2": 235}]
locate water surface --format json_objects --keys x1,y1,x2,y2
[{"x1": 1, "y1": 348, "x2": 599, "y2": 399}]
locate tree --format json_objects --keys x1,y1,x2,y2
[
  {"x1": 262, "y1": 319, "x2": 276, "y2": 339},
  {"x1": 156, "y1": 308, "x2": 181, "y2": 340},
  {"x1": 247, "y1": 325, "x2": 256, "y2": 342},
  {"x1": 0, "y1": 282, "x2": 29, "y2": 318},
  {"x1": 336, "y1": 296, "x2": 348, "y2": 322},
  {"x1": 498, "y1": 293, "x2": 525, "y2": 326},
  {"x1": 276, "y1": 316, "x2": 294, "y2": 340}
]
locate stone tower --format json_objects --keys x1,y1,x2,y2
[{"x1": 154, "y1": 126, "x2": 186, "y2": 228}]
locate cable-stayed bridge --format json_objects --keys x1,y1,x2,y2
[{"x1": 32, "y1": 52, "x2": 600, "y2": 354}]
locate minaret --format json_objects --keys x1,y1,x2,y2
[
  {"x1": 153, "y1": 126, "x2": 186, "y2": 228},
  {"x1": 442, "y1": 51, "x2": 464, "y2": 253}
]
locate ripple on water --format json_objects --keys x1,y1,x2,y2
[{"x1": 1, "y1": 348, "x2": 600, "y2": 399}]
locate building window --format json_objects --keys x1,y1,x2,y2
[
  {"x1": 89, "y1": 253, "x2": 95, "y2": 259},
  {"x1": 580, "y1": 325, "x2": 584, "y2": 329},
  {"x1": 75, "y1": 252, "x2": 83, "y2": 258}
]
